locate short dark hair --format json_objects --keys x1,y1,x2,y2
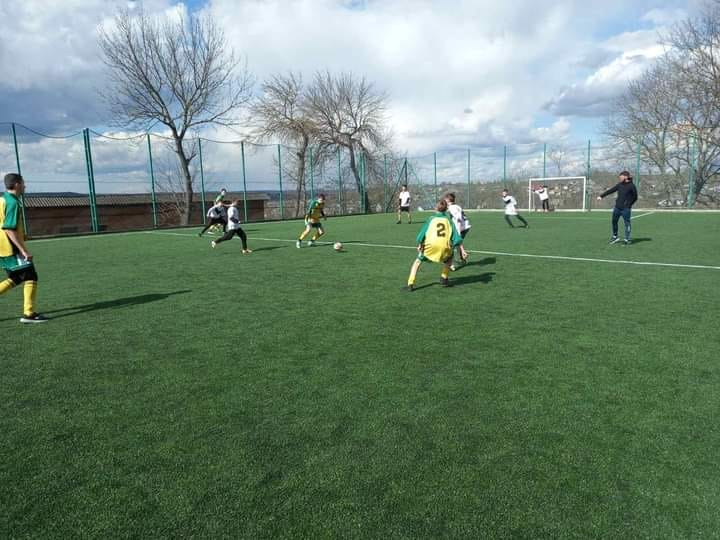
[
  {"x1": 401, "y1": 184, "x2": 407, "y2": 189},
  {"x1": 619, "y1": 171, "x2": 633, "y2": 180},
  {"x1": 4, "y1": 173, "x2": 23, "y2": 189},
  {"x1": 318, "y1": 193, "x2": 326, "y2": 199},
  {"x1": 502, "y1": 188, "x2": 509, "y2": 192}
]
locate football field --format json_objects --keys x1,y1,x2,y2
[{"x1": 2, "y1": 210, "x2": 720, "y2": 538}]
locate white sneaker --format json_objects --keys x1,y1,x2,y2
[
  {"x1": 296, "y1": 240, "x2": 301, "y2": 248},
  {"x1": 211, "y1": 241, "x2": 217, "y2": 248},
  {"x1": 450, "y1": 265, "x2": 457, "y2": 272},
  {"x1": 308, "y1": 240, "x2": 314, "y2": 247}
]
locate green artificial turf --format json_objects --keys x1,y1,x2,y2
[{"x1": 2, "y1": 211, "x2": 719, "y2": 538}]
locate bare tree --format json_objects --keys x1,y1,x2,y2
[
  {"x1": 98, "y1": 8, "x2": 253, "y2": 224},
  {"x1": 605, "y1": 1, "x2": 720, "y2": 206},
  {"x1": 304, "y1": 71, "x2": 392, "y2": 213},
  {"x1": 250, "y1": 73, "x2": 315, "y2": 216},
  {"x1": 548, "y1": 144, "x2": 568, "y2": 176}
]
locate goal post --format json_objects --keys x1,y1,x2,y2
[{"x1": 528, "y1": 176, "x2": 588, "y2": 212}]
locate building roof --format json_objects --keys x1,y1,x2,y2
[{"x1": 23, "y1": 192, "x2": 269, "y2": 208}]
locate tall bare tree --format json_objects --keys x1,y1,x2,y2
[
  {"x1": 98, "y1": 8, "x2": 253, "y2": 224},
  {"x1": 250, "y1": 73, "x2": 315, "y2": 217},
  {"x1": 304, "y1": 71, "x2": 391, "y2": 213},
  {"x1": 605, "y1": 1, "x2": 720, "y2": 205}
]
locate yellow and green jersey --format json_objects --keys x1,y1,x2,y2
[
  {"x1": 305, "y1": 198, "x2": 325, "y2": 223},
  {"x1": 0, "y1": 192, "x2": 24, "y2": 258},
  {"x1": 416, "y1": 211, "x2": 462, "y2": 263}
]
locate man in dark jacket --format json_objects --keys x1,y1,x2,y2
[{"x1": 597, "y1": 171, "x2": 638, "y2": 245}]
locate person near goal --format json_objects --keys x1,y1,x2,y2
[
  {"x1": 396, "y1": 185, "x2": 412, "y2": 224},
  {"x1": 502, "y1": 189, "x2": 529, "y2": 228},
  {"x1": 597, "y1": 171, "x2": 638, "y2": 245},
  {"x1": 534, "y1": 184, "x2": 550, "y2": 212},
  {"x1": 404, "y1": 198, "x2": 468, "y2": 291}
]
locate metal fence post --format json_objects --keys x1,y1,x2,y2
[
  {"x1": 503, "y1": 145, "x2": 507, "y2": 183},
  {"x1": 688, "y1": 134, "x2": 696, "y2": 208},
  {"x1": 83, "y1": 129, "x2": 99, "y2": 232},
  {"x1": 309, "y1": 146, "x2": 315, "y2": 201},
  {"x1": 586, "y1": 139, "x2": 592, "y2": 211},
  {"x1": 433, "y1": 151, "x2": 438, "y2": 200},
  {"x1": 147, "y1": 134, "x2": 158, "y2": 228},
  {"x1": 198, "y1": 138, "x2": 207, "y2": 224},
  {"x1": 337, "y1": 147, "x2": 343, "y2": 214},
  {"x1": 635, "y1": 140, "x2": 641, "y2": 193},
  {"x1": 383, "y1": 154, "x2": 388, "y2": 212},
  {"x1": 10, "y1": 123, "x2": 29, "y2": 236},
  {"x1": 277, "y1": 144, "x2": 284, "y2": 220},
  {"x1": 466, "y1": 148, "x2": 471, "y2": 208},
  {"x1": 542, "y1": 143, "x2": 547, "y2": 179},
  {"x1": 240, "y1": 141, "x2": 249, "y2": 221}
]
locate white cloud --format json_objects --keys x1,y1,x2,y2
[{"x1": 0, "y1": 0, "x2": 692, "y2": 191}]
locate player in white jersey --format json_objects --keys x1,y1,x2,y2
[
  {"x1": 533, "y1": 184, "x2": 550, "y2": 212},
  {"x1": 502, "y1": 189, "x2": 528, "y2": 228},
  {"x1": 396, "y1": 185, "x2": 412, "y2": 224},
  {"x1": 444, "y1": 192, "x2": 471, "y2": 271},
  {"x1": 210, "y1": 200, "x2": 252, "y2": 253}
]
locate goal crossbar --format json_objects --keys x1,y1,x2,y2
[{"x1": 528, "y1": 176, "x2": 588, "y2": 212}]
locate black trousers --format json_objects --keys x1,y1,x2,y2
[
  {"x1": 199, "y1": 217, "x2": 227, "y2": 235},
  {"x1": 215, "y1": 227, "x2": 247, "y2": 249},
  {"x1": 542, "y1": 199, "x2": 550, "y2": 211},
  {"x1": 505, "y1": 214, "x2": 528, "y2": 227}
]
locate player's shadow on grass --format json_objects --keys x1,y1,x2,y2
[
  {"x1": 249, "y1": 246, "x2": 285, "y2": 252},
  {"x1": 466, "y1": 257, "x2": 496, "y2": 266},
  {"x1": 37, "y1": 290, "x2": 192, "y2": 320},
  {"x1": 410, "y1": 272, "x2": 495, "y2": 291},
  {"x1": 630, "y1": 237, "x2": 652, "y2": 244}
]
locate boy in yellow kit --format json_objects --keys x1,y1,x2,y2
[
  {"x1": 0, "y1": 173, "x2": 48, "y2": 322},
  {"x1": 296, "y1": 193, "x2": 326, "y2": 248},
  {"x1": 404, "y1": 198, "x2": 468, "y2": 291}
]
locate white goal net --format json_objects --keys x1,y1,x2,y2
[{"x1": 527, "y1": 176, "x2": 588, "y2": 212}]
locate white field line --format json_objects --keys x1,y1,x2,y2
[
  {"x1": 631, "y1": 211, "x2": 655, "y2": 220},
  {"x1": 145, "y1": 230, "x2": 720, "y2": 271}
]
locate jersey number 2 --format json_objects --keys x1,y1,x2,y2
[{"x1": 436, "y1": 223, "x2": 446, "y2": 237}]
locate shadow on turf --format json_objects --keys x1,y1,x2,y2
[
  {"x1": 629, "y1": 237, "x2": 652, "y2": 244},
  {"x1": 409, "y1": 271, "x2": 496, "y2": 291},
  {"x1": 17, "y1": 290, "x2": 193, "y2": 321}
]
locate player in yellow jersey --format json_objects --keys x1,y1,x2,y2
[
  {"x1": 296, "y1": 193, "x2": 326, "y2": 248},
  {"x1": 404, "y1": 198, "x2": 468, "y2": 291},
  {"x1": 0, "y1": 173, "x2": 48, "y2": 322}
]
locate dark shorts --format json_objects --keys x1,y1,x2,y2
[
  {"x1": 309, "y1": 222, "x2": 323, "y2": 228},
  {"x1": 208, "y1": 217, "x2": 226, "y2": 225},
  {"x1": 399, "y1": 206, "x2": 410, "y2": 213},
  {"x1": 3, "y1": 260, "x2": 38, "y2": 285}
]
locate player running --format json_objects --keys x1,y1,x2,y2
[
  {"x1": 502, "y1": 189, "x2": 529, "y2": 228},
  {"x1": 198, "y1": 200, "x2": 227, "y2": 237},
  {"x1": 0, "y1": 173, "x2": 48, "y2": 322},
  {"x1": 397, "y1": 184, "x2": 412, "y2": 224},
  {"x1": 444, "y1": 192, "x2": 471, "y2": 271},
  {"x1": 404, "y1": 198, "x2": 468, "y2": 291},
  {"x1": 211, "y1": 200, "x2": 251, "y2": 253},
  {"x1": 296, "y1": 193, "x2": 326, "y2": 248}
]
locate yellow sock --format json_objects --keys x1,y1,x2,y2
[
  {"x1": 311, "y1": 235, "x2": 317, "y2": 241},
  {"x1": 23, "y1": 281, "x2": 37, "y2": 315},
  {"x1": 299, "y1": 230, "x2": 308, "y2": 241},
  {"x1": 441, "y1": 267, "x2": 449, "y2": 280},
  {"x1": 407, "y1": 261, "x2": 420, "y2": 286},
  {"x1": 0, "y1": 278, "x2": 15, "y2": 295}
]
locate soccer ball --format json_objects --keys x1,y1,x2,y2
[{"x1": 333, "y1": 242, "x2": 343, "y2": 251}]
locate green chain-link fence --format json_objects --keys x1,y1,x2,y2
[{"x1": 1, "y1": 122, "x2": 717, "y2": 237}]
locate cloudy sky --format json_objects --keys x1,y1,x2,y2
[{"x1": 0, "y1": 0, "x2": 700, "y2": 192}]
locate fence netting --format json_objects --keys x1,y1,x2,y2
[{"x1": 0, "y1": 122, "x2": 716, "y2": 238}]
